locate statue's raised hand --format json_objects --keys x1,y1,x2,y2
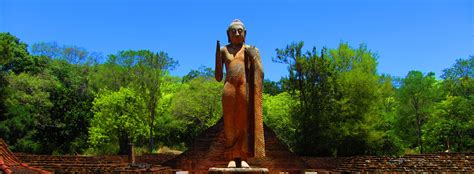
[{"x1": 215, "y1": 40, "x2": 223, "y2": 82}]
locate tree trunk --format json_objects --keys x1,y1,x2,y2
[
  {"x1": 148, "y1": 90, "x2": 158, "y2": 153},
  {"x1": 118, "y1": 131, "x2": 130, "y2": 155},
  {"x1": 416, "y1": 113, "x2": 423, "y2": 154},
  {"x1": 149, "y1": 117, "x2": 154, "y2": 153}
]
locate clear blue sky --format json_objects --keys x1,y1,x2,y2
[{"x1": 1, "y1": 0, "x2": 472, "y2": 81}]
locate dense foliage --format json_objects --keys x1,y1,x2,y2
[{"x1": 0, "y1": 33, "x2": 472, "y2": 155}]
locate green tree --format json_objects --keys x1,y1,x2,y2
[
  {"x1": 275, "y1": 42, "x2": 398, "y2": 156},
  {"x1": 0, "y1": 33, "x2": 30, "y2": 74},
  {"x1": 396, "y1": 71, "x2": 440, "y2": 153},
  {"x1": 441, "y1": 56, "x2": 473, "y2": 81},
  {"x1": 424, "y1": 95, "x2": 473, "y2": 152},
  {"x1": 365, "y1": 74, "x2": 403, "y2": 155},
  {"x1": 89, "y1": 87, "x2": 148, "y2": 155},
  {"x1": 275, "y1": 42, "x2": 339, "y2": 156},
  {"x1": 30, "y1": 42, "x2": 101, "y2": 65},
  {"x1": 0, "y1": 33, "x2": 31, "y2": 117},
  {"x1": 122, "y1": 50, "x2": 177, "y2": 152},
  {"x1": 423, "y1": 56, "x2": 473, "y2": 152},
  {"x1": 172, "y1": 76, "x2": 223, "y2": 145},
  {"x1": 153, "y1": 75, "x2": 187, "y2": 148},
  {"x1": 263, "y1": 79, "x2": 283, "y2": 95},
  {"x1": 181, "y1": 65, "x2": 214, "y2": 83},
  {"x1": 26, "y1": 42, "x2": 96, "y2": 154},
  {"x1": 0, "y1": 72, "x2": 56, "y2": 153},
  {"x1": 330, "y1": 43, "x2": 385, "y2": 156},
  {"x1": 263, "y1": 92, "x2": 297, "y2": 148},
  {"x1": 36, "y1": 59, "x2": 94, "y2": 154},
  {"x1": 0, "y1": 33, "x2": 62, "y2": 153},
  {"x1": 89, "y1": 50, "x2": 177, "y2": 152}
]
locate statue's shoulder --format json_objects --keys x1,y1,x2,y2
[
  {"x1": 244, "y1": 44, "x2": 261, "y2": 58},
  {"x1": 244, "y1": 44, "x2": 259, "y2": 50},
  {"x1": 220, "y1": 45, "x2": 228, "y2": 55},
  {"x1": 245, "y1": 45, "x2": 260, "y2": 55}
]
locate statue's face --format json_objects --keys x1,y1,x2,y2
[{"x1": 227, "y1": 24, "x2": 245, "y2": 44}]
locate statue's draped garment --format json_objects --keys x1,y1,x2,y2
[
  {"x1": 223, "y1": 45, "x2": 265, "y2": 160},
  {"x1": 245, "y1": 45, "x2": 265, "y2": 158}
]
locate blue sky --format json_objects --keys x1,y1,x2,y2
[{"x1": 1, "y1": 0, "x2": 472, "y2": 81}]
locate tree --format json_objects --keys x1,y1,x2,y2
[
  {"x1": 263, "y1": 92, "x2": 297, "y2": 148},
  {"x1": 35, "y1": 59, "x2": 94, "y2": 154},
  {"x1": 152, "y1": 75, "x2": 187, "y2": 148},
  {"x1": 23, "y1": 41, "x2": 96, "y2": 154},
  {"x1": 423, "y1": 56, "x2": 473, "y2": 152},
  {"x1": 0, "y1": 72, "x2": 55, "y2": 153},
  {"x1": 330, "y1": 43, "x2": 383, "y2": 156},
  {"x1": 441, "y1": 56, "x2": 473, "y2": 98},
  {"x1": 181, "y1": 65, "x2": 214, "y2": 83},
  {"x1": 365, "y1": 74, "x2": 404, "y2": 155},
  {"x1": 124, "y1": 50, "x2": 177, "y2": 153},
  {"x1": 0, "y1": 33, "x2": 62, "y2": 153},
  {"x1": 172, "y1": 76, "x2": 223, "y2": 145},
  {"x1": 424, "y1": 95, "x2": 473, "y2": 152},
  {"x1": 396, "y1": 71, "x2": 440, "y2": 153},
  {"x1": 89, "y1": 50, "x2": 177, "y2": 152},
  {"x1": 89, "y1": 88, "x2": 148, "y2": 155},
  {"x1": 0, "y1": 33, "x2": 30, "y2": 73},
  {"x1": 30, "y1": 42, "x2": 101, "y2": 65},
  {"x1": 274, "y1": 42, "x2": 340, "y2": 156},
  {"x1": 441, "y1": 56, "x2": 473, "y2": 80},
  {"x1": 274, "y1": 42, "x2": 397, "y2": 156},
  {"x1": 263, "y1": 79, "x2": 284, "y2": 95},
  {"x1": 0, "y1": 33, "x2": 31, "y2": 117}
]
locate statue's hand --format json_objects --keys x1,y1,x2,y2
[
  {"x1": 215, "y1": 40, "x2": 223, "y2": 82},
  {"x1": 245, "y1": 46, "x2": 258, "y2": 61}
]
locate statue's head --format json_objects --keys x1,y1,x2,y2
[{"x1": 227, "y1": 19, "x2": 246, "y2": 44}]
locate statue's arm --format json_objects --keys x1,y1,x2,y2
[
  {"x1": 246, "y1": 46, "x2": 263, "y2": 73},
  {"x1": 253, "y1": 47, "x2": 263, "y2": 72},
  {"x1": 254, "y1": 47, "x2": 264, "y2": 83},
  {"x1": 215, "y1": 40, "x2": 224, "y2": 82}
]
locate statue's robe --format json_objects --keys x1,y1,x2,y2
[
  {"x1": 244, "y1": 45, "x2": 265, "y2": 158},
  {"x1": 222, "y1": 44, "x2": 265, "y2": 161}
]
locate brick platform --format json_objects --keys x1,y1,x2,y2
[
  {"x1": 114, "y1": 165, "x2": 173, "y2": 174},
  {"x1": 4, "y1": 132, "x2": 473, "y2": 174},
  {"x1": 208, "y1": 167, "x2": 268, "y2": 174},
  {"x1": 335, "y1": 153, "x2": 474, "y2": 173},
  {"x1": 165, "y1": 118, "x2": 308, "y2": 174},
  {"x1": 15, "y1": 154, "x2": 179, "y2": 174}
]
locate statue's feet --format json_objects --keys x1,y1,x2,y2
[
  {"x1": 241, "y1": 161, "x2": 250, "y2": 168},
  {"x1": 227, "y1": 161, "x2": 236, "y2": 168}
]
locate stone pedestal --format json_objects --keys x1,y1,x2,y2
[{"x1": 208, "y1": 167, "x2": 268, "y2": 174}]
